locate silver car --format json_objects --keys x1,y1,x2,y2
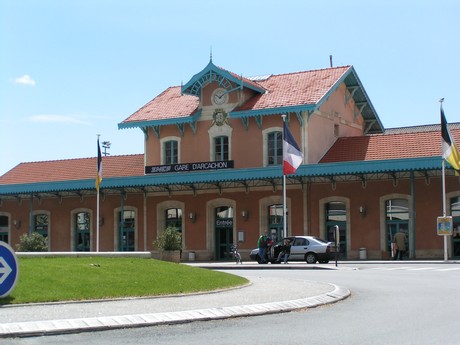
[{"x1": 250, "y1": 235, "x2": 334, "y2": 264}]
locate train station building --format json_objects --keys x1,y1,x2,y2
[{"x1": 1, "y1": 59, "x2": 459, "y2": 260}]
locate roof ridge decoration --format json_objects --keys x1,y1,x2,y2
[{"x1": 181, "y1": 60, "x2": 266, "y2": 97}]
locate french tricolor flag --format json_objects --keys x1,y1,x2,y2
[{"x1": 283, "y1": 123, "x2": 304, "y2": 175}]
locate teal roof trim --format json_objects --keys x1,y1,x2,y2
[
  {"x1": 0, "y1": 157, "x2": 443, "y2": 196},
  {"x1": 230, "y1": 104, "x2": 316, "y2": 118},
  {"x1": 314, "y1": 66, "x2": 383, "y2": 134},
  {"x1": 118, "y1": 110, "x2": 202, "y2": 130},
  {"x1": 0, "y1": 179, "x2": 95, "y2": 195},
  {"x1": 299, "y1": 156, "x2": 442, "y2": 176},
  {"x1": 181, "y1": 61, "x2": 265, "y2": 96},
  {"x1": 344, "y1": 67, "x2": 383, "y2": 133}
]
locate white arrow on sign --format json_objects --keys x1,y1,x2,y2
[{"x1": 0, "y1": 256, "x2": 13, "y2": 285}]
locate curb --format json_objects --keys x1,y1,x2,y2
[{"x1": 0, "y1": 284, "x2": 350, "y2": 338}]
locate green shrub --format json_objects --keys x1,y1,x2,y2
[
  {"x1": 153, "y1": 227, "x2": 182, "y2": 251},
  {"x1": 17, "y1": 232, "x2": 48, "y2": 252}
]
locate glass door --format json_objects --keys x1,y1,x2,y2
[
  {"x1": 268, "y1": 204, "x2": 284, "y2": 243},
  {"x1": 386, "y1": 199, "x2": 409, "y2": 259},
  {"x1": 215, "y1": 206, "x2": 233, "y2": 260},
  {"x1": 325, "y1": 202, "x2": 347, "y2": 259},
  {"x1": 119, "y1": 210, "x2": 135, "y2": 251}
]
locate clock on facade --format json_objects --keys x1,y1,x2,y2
[{"x1": 212, "y1": 88, "x2": 228, "y2": 105}]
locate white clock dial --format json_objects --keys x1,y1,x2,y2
[{"x1": 212, "y1": 88, "x2": 228, "y2": 105}]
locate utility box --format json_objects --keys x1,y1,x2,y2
[{"x1": 359, "y1": 248, "x2": 367, "y2": 260}]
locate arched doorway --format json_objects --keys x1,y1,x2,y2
[
  {"x1": 325, "y1": 201, "x2": 347, "y2": 259},
  {"x1": 385, "y1": 199, "x2": 409, "y2": 259}
]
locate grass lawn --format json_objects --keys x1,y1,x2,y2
[{"x1": 1, "y1": 257, "x2": 248, "y2": 305}]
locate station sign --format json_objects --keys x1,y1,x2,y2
[{"x1": 145, "y1": 160, "x2": 234, "y2": 174}]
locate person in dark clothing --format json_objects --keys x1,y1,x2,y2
[
  {"x1": 258, "y1": 230, "x2": 269, "y2": 263},
  {"x1": 276, "y1": 239, "x2": 291, "y2": 264}
]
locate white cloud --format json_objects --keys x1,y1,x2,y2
[
  {"x1": 29, "y1": 115, "x2": 92, "y2": 126},
  {"x1": 13, "y1": 75, "x2": 36, "y2": 86}
]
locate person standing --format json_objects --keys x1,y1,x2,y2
[
  {"x1": 393, "y1": 230, "x2": 407, "y2": 260},
  {"x1": 258, "y1": 230, "x2": 269, "y2": 264}
]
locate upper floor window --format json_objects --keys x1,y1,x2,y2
[
  {"x1": 164, "y1": 140, "x2": 178, "y2": 165},
  {"x1": 267, "y1": 131, "x2": 282, "y2": 166},
  {"x1": 214, "y1": 136, "x2": 229, "y2": 161},
  {"x1": 209, "y1": 123, "x2": 232, "y2": 162}
]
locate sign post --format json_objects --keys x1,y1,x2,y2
[
  {"x1": 0, "y1": 241, "x2": 19, "y2": 298},
  {"x1": 437, "y1": 216, "x2": 452, "y2": 261},
  {"x1": 334, "y1": 225, "x2": 340, "y2": 267}
]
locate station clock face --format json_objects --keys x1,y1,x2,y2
[{"x1": 212, "y1": 88, "x2": 228, "y2": 105}]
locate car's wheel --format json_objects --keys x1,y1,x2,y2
[
  {"x1": 256, "y1": 255, "x2": 262, "y2": 264},
  {"x1": 305, "y1": 252, "x2": 317, "y2": 264}
]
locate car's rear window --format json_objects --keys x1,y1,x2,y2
[{"x1": 312, "y1": 237, "x2": 328, "y2": 244}]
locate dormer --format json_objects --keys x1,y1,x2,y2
[{"x1": 181, "y1": 60, "x2": 266, "y2": 109}]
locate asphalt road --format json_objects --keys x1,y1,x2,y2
[{"x1": 3, "y1": 262, "x2": 460, "y2": 345}]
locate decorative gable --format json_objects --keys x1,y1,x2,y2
[{"x1": 181, "y1": 60, "x2": 266, "y2": 97}]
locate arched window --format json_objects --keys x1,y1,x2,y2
[
  {"x1": 165, "y1": 208, "x2": 182, "y2": 233},
  {"x1": 75, "y1": 211, "x2": 90, "y2": 251},
  {"x1": 34, "y1": 213, "x2": 49, "y2": 238}
]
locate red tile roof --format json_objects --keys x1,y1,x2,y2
[
  {"x1": 2, "y1": 126, "x2": 456, "y2": 186},
  {"x1": 120, "y1": 66, "x2": 351, "y2": 124},
  {"x1": 121, "y1": 87, "x2": 200, "y2": 124},
  {"x1": 237, "y1": 66, "x2": 350, "y2": 111},
  {"x1": 320, "y1": 127, "x2": 460, "y2": 163},
  {"x1": 0, "y1": 154, "x2": 144, "y2": 185}
]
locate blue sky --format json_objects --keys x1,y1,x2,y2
[{"x1": 1, "y1": 0, "x2": 459, "y2": 176}]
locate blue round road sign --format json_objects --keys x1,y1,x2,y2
[{"x1": 0, "y1": 241, "x2": 19, "y2": 297}]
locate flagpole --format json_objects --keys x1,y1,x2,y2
[
  {"x1": 440, "y1": 99, "x2": 448, "y2": 261},
  {"x1": 442, "y1": 159, "x2": 448, "y2": 261},
  {"x1": 96, "y1": 134, "x2": 100, "y2": 252},
  {"x1": 282, "y1": 115, "x2": 287, "y2": 239},
  {"x1": 96, "y1": 188, "x2": 100, "y2": 252}
]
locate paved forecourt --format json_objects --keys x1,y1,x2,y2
[{"x1": 0, "y1": 263, "x2": 350, "y2": 338}]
